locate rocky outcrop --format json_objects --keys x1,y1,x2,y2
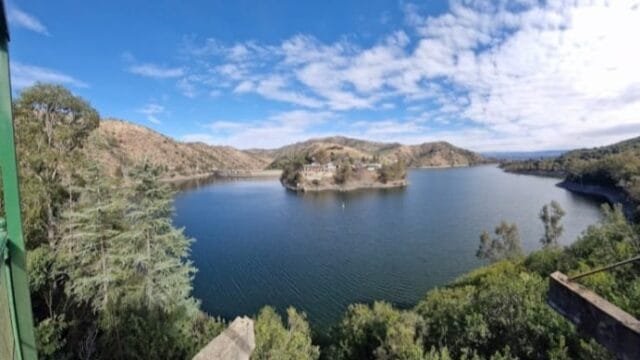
[{"x1": 557, "y1": 180, "x2": 636, "y2": 218}]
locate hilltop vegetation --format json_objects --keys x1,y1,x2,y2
[
  {"x1": 501, "y1": 137, "x2": 640, "y2": 216},
  {"x1": 262, "y1": 136, "x2": 487, "y2": 170}
]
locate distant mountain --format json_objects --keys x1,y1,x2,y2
[
  {"x1": 87, "y1": 119, "x2": 272, "y2": 179},
  {"x1": 483, "y1": 150, "x2": 567, "y2": 161},
  {"x1": 257, "y1": 136, "x2": 488, "y2": 169}
]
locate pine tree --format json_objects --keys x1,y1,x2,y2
[
  {"x1": 121, "y1": 162, "x2": 196, "y2": 310},
  {"x1": 59, "y1": 164, "x2": 128, "y2": 312}
]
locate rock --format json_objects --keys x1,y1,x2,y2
[{"x1": 193, "y1": 316, "x2": 255, "y2": 360}]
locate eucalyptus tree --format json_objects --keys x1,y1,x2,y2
[
  {"x1": 13, "y1": 83, "x2": 99, "y2": 247},
  {"x1": 477, "y1": 221, "x2": 523, "y2": 262},
  {"x1": 539, "y1": 201, "x2": 566, "y2": 247}
]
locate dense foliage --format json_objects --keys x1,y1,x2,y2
[
  {"x1": 253, "y1": 306, "x2": 320, "y2": 360},
  {"x1": 321, "y1": 203, "x2": 638, "y2": 359},
  {"x1": 476, "y1": 221, "x2": 523, "y2": 262},
  {"x1": 500, "y1": 138, "x2": 640, "y2": 214},
  {"x1": 378, "y1": 160, "x2": 408, "y2": 183},
  {"x1": 2, "y1": 84, "x2": 224, "y2": 359}
]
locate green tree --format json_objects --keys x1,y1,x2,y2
[
  {"x1": 476, "y1": 222, "x2": 523, "y2": 262},
  {"x1": 13, "y1": 83, "x2": 99, "y2": 248},
  {"x1": 59, "y1": 164, "x2": 128, "y2": 313},
  {"x1": 378, "y1": 159, "x2": 407, "y2": 183},
  {"x1": 330, "y1": 302, "x2": 423, "y2": 360},
  {"x1": 334, "y1": 160, "x2": 354, "y2": 184},
  {"x1": 539, "y1": 201, "x2": 566, "y2": 247},
  {"x1": 122, "y1": 163, "x2": 196, "y2": 309},
  {"x1": 253, "y1": 306, "x2": 319, "y2": 360},
  {"x1": 280, "y1": 158, "x2": 305, "y2": 187}
]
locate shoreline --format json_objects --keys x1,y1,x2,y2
[
  {"x1": 162, "y1": 169, "x2": 282, "y2": 183},
  {"x1": 283, "y1": 179, "x2": 408, "y2": 192},
  {"x1": 557, "y1": 180, "x2": 636, "y2": 218}
]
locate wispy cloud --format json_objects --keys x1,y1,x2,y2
[
  {"x1": 7, "y1": 6, "x2": 50, "y2": 36},
  {"x1": 174, "y1": 0, "x2": 640, "y2": 150},
  {"x1": 128, "y1": 64, "x2": 184, "y2": 79},
  {"x1": 182, "y1": 110, "x2": 334, "y2": 148},
  {"x1": 11, "y1": 62, "x2": 87, "y2": 89},
  {"x1": 137, "y1": 103, "x2": 164, "y2": 124}
]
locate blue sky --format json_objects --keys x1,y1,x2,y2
[{"x1": 6, "y1": 0, "x2": 640, "y2": 150}]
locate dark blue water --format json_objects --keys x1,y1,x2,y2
[{"x1": 173, "y1": 165, "x2": 603, "y2": 327}]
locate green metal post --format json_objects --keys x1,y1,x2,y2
[{"x1": 0, "y1": 0, "x2": 38, "y2": 359}]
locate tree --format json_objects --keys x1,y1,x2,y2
[
  {"x1": 330, "y1": 302, "x2": 423, "y2": 360},
  {"x1": 280, "y1": 158, "x2": 305, "y2": 187},
  {"x1": 476, "y1": 221, "x2": 523, "y2": 262},
  {"x1": 13, "y1": 83, "x2": 100, "y2": 248},
  {"x1": 121, "y1": 162, "x2": 196, "y2": 309},
  {"x1": 334, "y1": 159, "x2": 354, "y2": 184},
  {"x1": 539, "y1": 201, "x2": 566, "y2": 247},
  {"x1": 59, "y1": 164, "x2": 128, "y2": 313},
  {"x1": 378, "y1": 159, "x2": 407, "y2": 183},
  {"x1": 253, "y1": 306, "x2": 319, "y2": 360}
]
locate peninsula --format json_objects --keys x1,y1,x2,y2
[{"x1": 280, "y1": 154, "x2": 408, "y2": 192}]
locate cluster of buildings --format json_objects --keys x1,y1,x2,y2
[{"x1": 301, "y1": 161, "x2": 383, "y2": 180}]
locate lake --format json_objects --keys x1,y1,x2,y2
[{"x1": 172, "y1": 165, "x2": 604, "y2": 328}]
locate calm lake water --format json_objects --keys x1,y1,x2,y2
[{"x1": 173, "y1": 165, "x2": 604, "y2": 328}]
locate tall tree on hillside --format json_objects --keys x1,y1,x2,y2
[
  {"x1": 13, "y1": 84, "x2": 100, "y2": 247},
  {"x1": 59, "y1": 164, "x2": 128, "y2": 312},
  {"x1": 539, "y1": 201, "x2": 566, "y2": 247},
  {"x1": 121, "y1": 162, "x2": 196, "y2": 309},
  {"x1": 477, "y1": 221, "x2": 523, "y2": 262}
]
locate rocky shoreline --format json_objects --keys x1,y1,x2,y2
[
  {"x1": 557, "y1": 180, "x2": 636, "y2": 218},
  {"x1": 283, "y1": 179, "x2": 408, "y2": 192}
]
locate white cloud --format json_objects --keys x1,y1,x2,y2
[
  {"x1": 138, "y1": 103, "x2": 164, "y2": 124},
  {"x1": 7, "y1": 6, "x2": 50, "y2": 36},
  {"x1": 183, "y1": 110, "x2": 334, "y2": 148},
  {"x1": 177, "y1": 0, "x2": 640, "y2": 150},
  {"x1": 254, "y1": 75, "x2": 324, "y2": 108},
  {"x1": 128, "y1": 64, "x2": 184, "y2": 78},
  {"x1": 11, "y1": 62, "x2": 87, "y2": 89}
]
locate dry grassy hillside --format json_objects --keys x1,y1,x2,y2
[
  {"x1": 87, "y1": 119, "x2": 272, "y2": 178},
  {"x1": 266, "y1": 141, "x2": 372, "y2": 169},
  {"x1": 265, "y1": 136, "x2": 487, "y2": 169},
  {"x1": 383, "y1": 142, "x2": 487, "y2": 168}
]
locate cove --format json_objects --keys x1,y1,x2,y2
[{"x1": 172, "y1": 165, "x2": 603, "y2": 328}]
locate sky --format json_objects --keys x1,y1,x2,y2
[{"x1": 5, "y1": 0, "x2": 640, "y2": 151}]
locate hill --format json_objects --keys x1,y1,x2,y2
[
  {"x1": 260, "y1": 136, "x2": 487, "y2": 169},
  {"x1": 501, "y1": 136, "x2": 640, "y2": 216},
  {"x1": 87, "y1": 119, "x2": 272, "y2": 179},
  {"x1": 85, "y1": 121, "x2": 487, "y2": 179}
]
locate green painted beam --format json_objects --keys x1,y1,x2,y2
[{"x1": 0, "y1": 0, "x2": 38, "y2": 357}]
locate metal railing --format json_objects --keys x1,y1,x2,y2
[{"x1": 0, "y1": 0, "x2": 38, "y2": 358}]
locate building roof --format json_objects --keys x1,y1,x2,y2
[{"x1": 0, "y1": 0, "x2": 8, "y2": 42}]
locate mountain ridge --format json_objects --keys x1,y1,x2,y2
[{"x1": 88, "y1": 119, "x2": 489, "y2": 179}]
